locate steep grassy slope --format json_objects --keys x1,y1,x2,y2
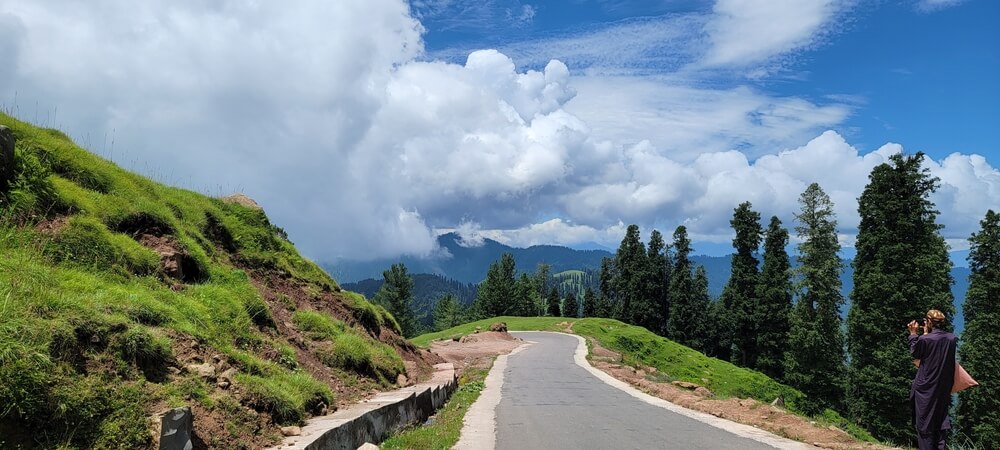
[{"x1": 0, "y1": 113, "x2": 434, "y2": 449}]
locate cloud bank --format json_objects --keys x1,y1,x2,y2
[{"x1": 0, "y1": 0, "x2": 995, "y2": 260}]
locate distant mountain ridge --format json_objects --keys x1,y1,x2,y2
[
  {"x1": 324, "y1": 232, "x2": 609, "y2": 284},
  {"x1": 327, "y1": 233, "x2": 971, "y2": 331}
]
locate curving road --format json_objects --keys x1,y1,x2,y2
[{"x1": 492, "y1": 332, "x2": 806, "y2": 450}]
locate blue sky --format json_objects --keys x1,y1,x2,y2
[
  {"x1": 415, "y1": 0, "x2": 999, "y2": 161},
  {"x1": 1, "y1": 0, "x2": 997, "y2": 261}
]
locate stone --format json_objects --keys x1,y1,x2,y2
[
  {"x1": 488, "y1": 322, "x2": 508, "y2": 332},
  {"x1": 357, "y1": 443, "x2": 379, "y2": 450},
  {"x1": 396, "y1": 374, "x2": 408, "y2": 386},
  {"x1": 152, "y1": 406, "x2": 193, "y2": 450},
  {"x1": 187, "y1": 363, "x2": 216, "y2": 380},
  {"x1": 280, "y1": 426, "x2": 301, "y2": 436},
  {"x1": 216, "y1": 381, "x2": 230, "y2": 389},
  {"x1": 0, "y1": 125, "x2": 13, "y2": 195},
  {"x1": 671, "y1": 381, "x2": 701, "y2": 390},
  {"x1": 219, "y1": 368, "x2": 237, "y2": 383},
  {"x1": 694, "y1": 387, "x2": 714, "y2": 397},
  {"x1": 771, "y1": 396, "x2": 785, "y2": 408}
]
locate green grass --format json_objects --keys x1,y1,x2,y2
[
  {"x1": 0, "y1": 112, "x2": 402, "y2": 448},
  {"x1": 381, "y1": 366, "x2": 490, "y2": 450},
  {"x1": 414, "y1": 317, "x2": 877, "y2": 444}
]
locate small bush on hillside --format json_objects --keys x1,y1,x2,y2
[
  {"x1": 292, "y1": 310, "x2": 343, "y2": 340},
  {"x1": 116, "y1": 326, "x2": 173, "y2": 382},
  {"x1": 46, "y1": 216, "x2": 159, "y2": 275},
  {"x1": 236, "y1": 372, "x2": 333, "y2": 424},
  {"x1": 319, "y1": 333, "x2": 404, "y2": 384},
  {"x1": 244, "y1": 294, "x2": 276, "y2": 329},
  {"x1": 1, "y1": 144, "x2": 60, "y2": 222}
]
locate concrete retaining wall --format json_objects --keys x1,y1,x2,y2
[{"x1": 268, "y1": 363, "x2": 458, "y2": 450}]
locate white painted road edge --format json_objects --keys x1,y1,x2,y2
[
  {"x1": 452, "y1": 341, "x2": 533, "y2": 450},
  {"x1": 559, "y1": 332, "x2": 813, "y2": 450}
]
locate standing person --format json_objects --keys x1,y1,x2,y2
[{"x1": 907, "y1": 309, "x2": 957, "y2": 450}]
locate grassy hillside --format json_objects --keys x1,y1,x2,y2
[
  {"x1": 415, "y1": 317, "x2": 875, "y2": 442},
  {"x1": 0, "y1": 114, "x2": 431, "y2": 449}
]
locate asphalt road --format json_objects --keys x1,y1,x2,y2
[{"x1": 495, "y1": 332, "x2": 782, "y2": 450}]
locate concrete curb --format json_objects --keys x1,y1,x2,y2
[
  {"x1": 560, "y1": 332, "x2": 812, "y2": 450},
  {"x1": 266, "y1": 363, "x2": 458, "y2": 450},
  {"x1": 453, "y1": 341, "x2": 533, "y2": 450}
]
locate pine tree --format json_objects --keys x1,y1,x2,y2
[
  {"x1": 722, "y1": 201, "x2": 763, "y2": 367},
  {"x1": 512, "y1": 273, "x2": 537, "y2": 317},
  {"x1": 668, "y1": 226, "x2": 699, "y2": 347},
  {"x1": 582, "y1": 287, "x2": 598, "y2": 317},
  {"x1": 563, "y1": 292, "x2": 579, "y2": 318},
  {"x1": 533, "y1": 263, "x2": 551, "y2": 315},
  {"x1": 756, "y1": 216, "x2": 792, "y2": 380},
  {"x1": 598, "y1": 257, "x2": 617, "y2": 318},
  {"x1": 433, "y1": 293, "x2": 463, "y2": 331},
  {"x1": 374, "y1": 263, "x2": 417, "y2": 337},
  {"x1": 614, "y1": 224, "x2": 647, "y2": 325},
  {"x1": 847, "y1": 153, "x2": 954, "y2": 443},
  {"x1": 546, "y1": 286, "x2": 561, "y2": 317},
  {"x1": 692, "y1": 265, "x2": 712, "y2": 354},
  {"x1": 956, "y1": 210, "x2": 1000, "y2": 447},
  {"x1": 474, "y1": 253, "x2": 518, "y2": 318},
  {"x1": 645, "y1": 229, "x2": 669, "y2": 334},
  {"x1": 784, "y1": 183, "x2": 845, "y2": 413}
]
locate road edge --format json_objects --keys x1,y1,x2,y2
[
  {"x1": 452, "y1": 341, "x2": 533, "y2": 450},
  {"x1": 562, "y1": 332, "x2": 812, "y2": 450}
]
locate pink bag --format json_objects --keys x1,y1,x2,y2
[{"x1": 952, "y1": 363, "x2": 979, "y2": 393}]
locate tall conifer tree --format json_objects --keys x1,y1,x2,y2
[
  {"x1": 374, "y1": 263, "x2": 417, "y2": 337},
  {"x1": 546, "y1": 286, "x2": 562, "y2": 317},
  {"x1": 433, "y1": 294, "x2": 463, "y2": 331},
  {"x1": 614, "y1": 224, "x2": 647, "y2": 325},
  {"x1": 756, "y1": 216, "x2": 792, "y2": 379},
  {"x1": 847, "y1": 153, "x2": 954, "y2": 443},
  {"x1": 722, "y1": 201, "x2": 763, "y2": 367},
  {"x1": 956, "y1": 210, "x2": 1000, "y2": 446},
  {"x1": 645, "y1": 229, "x2": 669, "y2": 334},
  {"x1": 668, "y1": 226, "x2": 698, "y2": 347},
  {"x1": 598, "y1": 257, "x2": 617, "y2": 318},
  {"x1": 563, "y1": 292, "x2": 579, "y2": 318},
  {"x1": 582, "y1": 287, "x2": 598, "y2": 318},
  {"x1": 785, "y1": 183, "x2": 845, "y2": 413},
  {"x1": 692, "y1": 266, "x2": 712, "y2": 354},
  {"x1": 474, "y1": 253, "x2": 518, "y2": 318}
]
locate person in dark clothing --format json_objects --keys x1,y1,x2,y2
[{"x1": 908, "y1": 309, "x2": 957, "y2": 450}]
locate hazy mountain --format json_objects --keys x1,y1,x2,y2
[{"x1": 328, "y1": 234, "x2": 972, "y2": 332}]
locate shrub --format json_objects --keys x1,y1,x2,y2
[
  {"x1": 116, "y1": 326, "x2": 173, "y2": 382},
  {"x1": 0, "y1": 144, "x2": 59, "y2": 222},
  {"x1": 244, "y1": 294, "x2": 276, "y2": 329},
  {"x1": 319, "y1": 332, "x2": 404, "y2": 383},
  {"x1": 236, "y1": 372, "x2": 333, "y2": 424},
  {"x1": 46, "y1": 216, "x2": 159, "y2": 275},
  {"x1": 292, "y1": 310, "x2": 343, "y2": 339}
]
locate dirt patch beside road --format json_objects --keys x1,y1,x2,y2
[{"x1": 429, "y1": 331, "x2": 524, "y2": 373}]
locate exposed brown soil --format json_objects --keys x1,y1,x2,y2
[{"x1": 429, "y1": 330, "x2": 524, "y2": 372}]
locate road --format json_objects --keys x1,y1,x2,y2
[{"x1": 493, "y1": 332, "x2": 797, "y2": 450}]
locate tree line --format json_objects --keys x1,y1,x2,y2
[{"x1": 371, "y1": 153, "x2": 997, "y2": 446}]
